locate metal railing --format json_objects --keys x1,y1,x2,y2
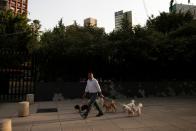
[{"x1": 0, "y1": 49, "x2": 36, "y2": 102}]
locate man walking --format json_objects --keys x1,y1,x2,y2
[{"x1": 81, "y1": 72, "x2": 104, "y2": 119}]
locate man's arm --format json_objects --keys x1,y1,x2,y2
[
  {"x1": 95, "y1": 80, "x2": 104, "y2": 98},
  {"x1": 95, "y1": 79, "x2": 101, "y2": 92}
]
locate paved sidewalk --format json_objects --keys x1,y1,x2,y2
[{"x1": 0, "y1": 97, "x2": 196, "y2": 131}]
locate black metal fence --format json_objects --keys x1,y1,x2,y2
[{"x1": 0, "y1": 49, "x2": 37, "y2": 102}]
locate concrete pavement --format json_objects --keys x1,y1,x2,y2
[{"x1": 0, "y1": 97, "x2": 196, "y2": 131}]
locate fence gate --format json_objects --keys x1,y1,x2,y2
[{"x1": 0, "y1": 49, "x2": 37, "y2": 102}]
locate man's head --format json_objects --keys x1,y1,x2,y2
[{"x1": 88, "y1": 72, "x2": 94, "y2": 80}]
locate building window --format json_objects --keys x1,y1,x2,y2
[
  {"x1": 18, "y1": 4, "x2": 21, "y2": 8},
  {"x1": 22, "y1": 0, "x2": 27, "y2": 3}
]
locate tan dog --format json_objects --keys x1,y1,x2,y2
[{"x1": 103, "y1": 99, "x2": 117, "y2": 112}]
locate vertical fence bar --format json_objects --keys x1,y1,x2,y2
[{"x1": 20, "y1": 52, "x2": 24, "y2": 101}]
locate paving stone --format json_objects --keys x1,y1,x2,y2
[
  {"x1": 152, "y1": 125, "x2": 180, "y2": 131},
  {"x1": 124, "y1": 127, "x2": 153, "y2": 131},
  {"x1": 111, "y1": 117, "x2": 146, "y2": 129},
  {"x1": 31, "y1": 123, "x2": 61, "y2": 131},
  {"x1": 180, "y1": 116, "x2": 196, "y2": 123},
  {"x1": 62, "y1": 126, "x2": 92, "y2": 131},
  {"x1": 12, "y1": 125, "x2": 31, "y2": 131}
]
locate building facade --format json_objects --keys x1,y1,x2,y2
[
  {"x1": 170, "y1": 3, "x2": 196, "y2": 19},
  {"x1": 0, "y1": 0, "x2": 28, "y2": 16},
  {"x1": 84, "y1": 17, "x2": 97, "y2": 27},
  {"x1": 115, "y1": 10, "x2": 132, "y2": 30}
]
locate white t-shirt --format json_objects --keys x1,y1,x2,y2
[{"x1": 85, "y1": 78, "x2": 101, "y2": 93}]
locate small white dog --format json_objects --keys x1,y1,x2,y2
[
  {"x1": 122, "y1": 101, "x2": 143, "y2": 117},
  {"x1": 132, "y1": 103, "x2": 143, "y2": 116},
  {"x1": 122, "y1": 99, "x2": 135, "y2": 112}
]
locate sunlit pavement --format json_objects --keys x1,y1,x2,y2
[{"x1": 0, "y1": 97, "x2": 196, "y2": 131}]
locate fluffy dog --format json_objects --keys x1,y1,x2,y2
[
  {"x1": 74, "y1": 104, "x2": 89, "y2": 112},
  {"x1": 103, "y1": 99, "x2": 117, "y2": 112},
  {"x1": 122, "y1": 99, "x2": 135, "y2": 112},
  {"x1": 123, "y1": 102, "x2": 143, "y2": 116},
  {"x1": 132, "y1": 103, "x2": 143, "y2": 116}
]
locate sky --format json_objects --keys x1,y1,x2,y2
[{"x1": 28, "y1": 0, "x2": 196, "y2": 33}]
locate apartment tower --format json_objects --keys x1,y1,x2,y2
[
  {"x1": 115, "y1": 10, "x2": 132, "y2": 30},
  {"x1": 84, "y1": 17, "x2": 97, "y2": 27}
]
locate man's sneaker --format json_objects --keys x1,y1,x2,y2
[{"x1": 96, "y1": 112, "x2": 103, "y2": 117}]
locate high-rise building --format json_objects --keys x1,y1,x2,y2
[
  {"x1": 0, "y1": 0, "x2": 28, "y2": 16},
  {"x1": 115, "y1": 10, "x2": 132, "y2": 30},
  {"x1": 84, "y1": 17, "x2": 97, "y2": 27},
  {"x1": 170, "y1": 3, "x2": 196, "y2": 19}
]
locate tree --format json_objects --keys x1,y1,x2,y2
[
  {"x1": 27, "y1": 19, "x2": 42, "y2": 52},
  {"x1": 0, "y1": 10, "x2": 41, "y2": 52},
  {"x1": 146, "y1": 12, "x2": 193, "y2": 34}
]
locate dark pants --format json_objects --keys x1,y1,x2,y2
[{"x1": 85, "y1": 93, "x2": 103, "y2": 115}]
